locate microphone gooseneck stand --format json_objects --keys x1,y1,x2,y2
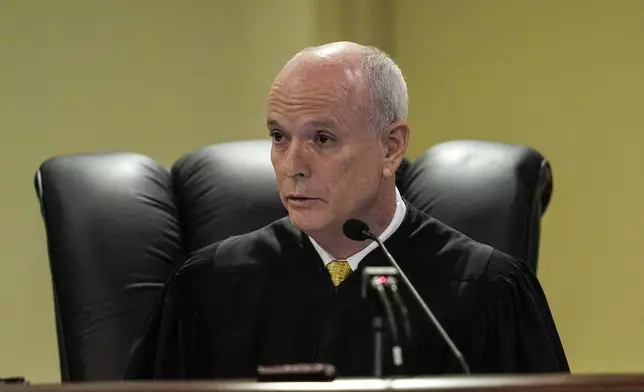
[{"x1": 345, "y1": 218, "x2": 472, "y2": 376}]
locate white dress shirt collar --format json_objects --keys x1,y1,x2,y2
[{"x1": 309, "y1": 187, "x2": 407, "y2": 271}]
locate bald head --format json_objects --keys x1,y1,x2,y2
[
  {"x1": 272, "y1": 41, "x2": 408, "y2": 134},
  {"x1": 291, "y1": 41, "x2": 365, "y2": 67}
]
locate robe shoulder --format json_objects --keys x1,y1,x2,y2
[
  {"x1": 123, "y1": 218, "x2": 298, "y2": 379},
  {"x1": 181, "y1": 216, "x2": 300, "y2": 274},
  {"x1": 381, "y1": 212, "x2": 569, "y2": 373},
  {"x1": 473, "y1": 250, "x2": 570, "y2": 372}
]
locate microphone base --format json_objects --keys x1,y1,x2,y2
[{"x1": 372, "y1": 316, "x2": 384, "y2": 378}]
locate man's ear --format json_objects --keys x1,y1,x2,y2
[{"x1": 382, "y1": 120, "x2": 410, "y2": 178}]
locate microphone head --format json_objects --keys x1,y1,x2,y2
[{"x1": 343, "y1": 219, "x2": 371, "y2": 241}]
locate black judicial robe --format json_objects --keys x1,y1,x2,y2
[{"x1": 124, "y1": 204, "x2": 569, "y2": 379}]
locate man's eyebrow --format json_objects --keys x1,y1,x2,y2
[
  {"x1": 267, "y1": 119, "x2": 336, "y2": 129},
  {"x1": 306, "y1": 119, "x2": 335, "y2": 129}
]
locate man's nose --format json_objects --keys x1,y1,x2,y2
[{"x1": 282, "y1": 140, "x2": 310, "y2": 179}]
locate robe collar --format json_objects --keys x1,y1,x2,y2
[{"x1": 308, "y1": 187, "x2": 407, "y2": 271}]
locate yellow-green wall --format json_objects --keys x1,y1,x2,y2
[{"x1": 1, "y1": 0, "x2": 643, "y2": 383}]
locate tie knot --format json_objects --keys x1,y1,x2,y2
[{"x1": 327, "y1": 260, "x2": 351, "y2": 287}]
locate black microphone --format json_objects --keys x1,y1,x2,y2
[{"x1": 343, "y1": 218, "x2": 472, "y2": 374}]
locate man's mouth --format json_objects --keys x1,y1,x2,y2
[{"x1": 286, "y1": 196, "x2": 320, "y2": 206}]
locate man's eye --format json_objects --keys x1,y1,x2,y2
[
  {"x1": 315, "y1": 133, "x2": 333, "y2": 145},
  {"x1": 270, "y1": 130, "x2": 285, "y2": 142}
]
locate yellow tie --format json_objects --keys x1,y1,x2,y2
[{"x1": 326, "y1": 260, "x2": 352, "y2": 287}]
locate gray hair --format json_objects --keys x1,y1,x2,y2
[{"x1": 359, "y1": 46, "x2": 408, "y2": 134}]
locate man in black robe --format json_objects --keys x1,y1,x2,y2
[{"x1": 125, "y1": 41, "x2": 569, "y2": 379}]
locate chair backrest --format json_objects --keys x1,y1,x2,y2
[
  {"x1": 34, "y1": 139, "x2": 553, "y2": 381},
  {"x1": 35, "y1": 153, "x2": 183, "y2": 381},
  {"x1": 400, "y1": 140, "x2": 552, "y2": 270},
  {"x1": 171, "y1": 140, "x2": 287, "y2": 253}
]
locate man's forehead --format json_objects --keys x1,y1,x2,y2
[
  {"x1": 267, "y1": 75, "x2": 362, "y2": 116},
  {"x1": 267, "y1": 54, "x2": 369, "y2": 122},
  {"x1": 276, "y1": 64, "x2": 359, "y2": 90},
  {"x1": 277, "y1": 51, "x2": 365, "y2": 88}
]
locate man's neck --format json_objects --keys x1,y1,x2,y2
[{"x1": 309, "y1": 186, "x2": 398, "y2": 260}]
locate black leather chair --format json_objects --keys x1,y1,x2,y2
[{"x1": 34, "y1": 139, "x2": 553, "y2": 382}]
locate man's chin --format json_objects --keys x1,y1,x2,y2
[{"x1": 287, "y1": 211, "x2": 332, "y2": 234}]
